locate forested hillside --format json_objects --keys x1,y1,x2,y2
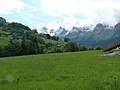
[{"x1": 0, "y1": 17, "x2": 99, "y2": 57}]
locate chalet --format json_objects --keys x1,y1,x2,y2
[{"x1": 102, "y1": 40, "x2": 120, "y2": 52}]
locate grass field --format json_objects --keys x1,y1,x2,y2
[
  {"x1": 41, "y1": 37, "x2": 66, "y2": 44},
  {"x1": 0, "y1": 51, "x2": 120, "y2": 90}
]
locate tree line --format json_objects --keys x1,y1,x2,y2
[{"x1": 0, "y1": 35, "x2": 101, "y2": 57}]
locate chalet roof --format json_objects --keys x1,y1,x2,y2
[{"x1": 102, "y1": 40, "x2": 120, "y2": 52}]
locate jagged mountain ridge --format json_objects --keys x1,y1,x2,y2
[
  {"x1": 38, "y1": 23, "x2": 120, "y2": 46},
  {"x1": 65, "y1": 23, "x2": 116, "y2": 46},
  {"x1": 1, "y1": 15, "x2": 119, "y2": 47}
]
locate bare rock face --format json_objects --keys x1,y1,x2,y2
[
  {"x1": 54, "y1": 26, "x2": 69, "y2": 38},
  {"x1": 93, "y1": 23, "x2": 104, "y2": 34}
]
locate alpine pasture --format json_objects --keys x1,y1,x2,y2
[{"x1": 0, "y1": 51, "x2": 120, "y2": 90}]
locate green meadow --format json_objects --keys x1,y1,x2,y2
[{"x1": 0, "y1": 51, "x2": 120, "y2": 90}]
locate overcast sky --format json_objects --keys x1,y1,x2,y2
[{"x1": 0, "y1": 0, "x2": 120, "y2": 30}]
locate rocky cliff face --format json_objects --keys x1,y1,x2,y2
[{"x1": 36, "y1": 22, "x2": 120, "y2": 46}]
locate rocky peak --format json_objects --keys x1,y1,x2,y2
[
  {"x1": 40, "y1": 26, "x2": 48, "y2": 34},
  {"x1": 93, "y1": 23, "x2": 104, "y2": 34},
  {"x1": 114, "y1": 22, "x2": 120, "y2": 31}
]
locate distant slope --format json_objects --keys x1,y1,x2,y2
[
  {"x1": 65, "y1": 23, "x2": 115, "y2": 46},
  {"x1": 41, "y1": 37, "x2": 65, "y2": 44},
  {"x1": 0, "y1": 17, "x2": 65, "y2": 48},
  {"x1": 2, "y1": 16, "x2": 120, "y2": 47},
  {"x1": 47, "y1": 23, "x2": 120, "y2": 46}
]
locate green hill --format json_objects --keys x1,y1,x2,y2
[
  {"x1": 0, "y1": 37, "x2": 9, "y2": 47},
  {"x1": 0, "y1": 50, "x2": 120, "y2": 90},
  {"x1": 0, "y1": 17, "x2": 64, "y2": 46},
  {"x1": 0, "y1": 17, "x2": 91, "y2": 58},
  {"x1": 0, "y1": 17, "x2": 69, "y2": 57}
]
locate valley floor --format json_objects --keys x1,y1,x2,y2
[{"x1": 0, "y1": 51, "x2": 120, "y2": 90}]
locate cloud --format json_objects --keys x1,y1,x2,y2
[
  {"x1": 1, "y1": 0, "x2": 120, "y2": 30},
  {"x1": 35, "y1": 20, "x2": 61, "y2": 30},
  {"x1": 40, "y1": 0, "x2": 120, "y2": 27},
  {"x1": 0, "y1": 0, "x2": 26, "y2": 14},
  {"x1": 8, "y1": 19, "x2": 18, "y2": 23},
  {"x1": 35, "y1": 17, "x2": 82, "y2": 31},
  {"x1": 28, "y1": 14, "x2": 34, "y2": 17},
  {"x1": 113, "y1": 9, "x2": 120, "y2": 22}
]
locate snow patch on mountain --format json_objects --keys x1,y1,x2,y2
[{"x1": 38, "y1": 26, "x2": 49, "y2": 34}]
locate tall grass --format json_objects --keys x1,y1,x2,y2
[{"x1": 0, "y1": 51, "x2": 120, "y2": 90}]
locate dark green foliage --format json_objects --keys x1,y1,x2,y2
[
  {"x1": 6, "y1": 22, "x2": 31, "y2": 35},
  {"x1": 0, "y1": 46, "x2": 5, "y2": 57},
  {"x1": 21, "y1": 36, "x2": 31, "y2": 55},
  {"x1": 54, "y1": 47, "x2": 63, "y2": 53},
  {"x1": 45, "y1": 43, "x2": 54, "y2": 49},
  {"x1": 20, "y1": 36, "x2": 44, "y2": 55},
  {"x1": 25, "y1": 31, "x2": 36, "y2": 40},
  {"x1": 44, "y1": 43, "x2": 54, "y2": 53},
  {"x1": 65, "y1": 41, "x2": 79, "y2": 52},
  {"x1": 44, "y1": 43, "x2": 64, "y2": 53},
  {"x1": 0, "y1": 17, "x2": 6, "y2": 26},
  {"x1": 46, "y1": 34, "x2": 51, "y2": 39},
  {"x1": 64, "y1": 42, "x2": 88, "y2": 52},
  {"x1": 21, "y1": 37, "x2": 34, "y2": 55},
  {"x1": 37, "y1": 37, "x2": 45, "y2": 44},
  {"x1": 94, "y1": 46, "x2": 102, "y2": 50},
  {"x1": 79, "y1": 44, "x2": 88, "y2": 51},
  {"x1": 8, "y1": 22, "x2": 31, "y2": 31},
  {"x1": 51, "y1": 36, "x2": 59, "y2": 41},
  {"x1": 32, "y1": 29, "x2": 38, "y2": 33},
  {"x1": 25, "y1": 31, "x2": 45, "y2": 44},
  {"x1": 39, "y1": 45, "x2": 44, "y2": 54},
  {"x1": 64, "y1": 38, "x2": 70, "y2": 42},
  {"x1": 88, "y1": 46, "x2": 94, "y2": 50},
  {"x1": 5, "y1": 40, "x2": 22, "y2": 56},
  {"x1": 31, "y1": 37, "x2": 40, "y2": 54}
]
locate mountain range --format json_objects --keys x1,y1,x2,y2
[
  {"x1": 1, "y1": 16, "x2": 120, "y2": 47},
  {"x1": 39, "y1": 23, "x2": 120, "y2": 46}
]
